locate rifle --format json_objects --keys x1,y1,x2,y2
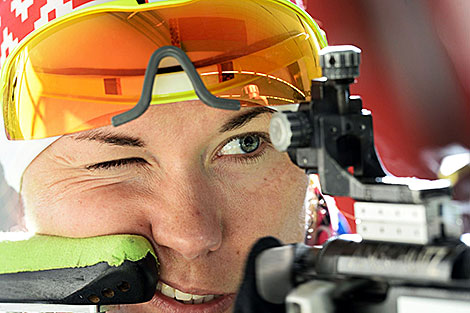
[{"x1": 253, "y1": 45, "x2": 470, "y2": 313}]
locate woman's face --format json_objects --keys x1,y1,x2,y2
[{"x1": 21, "y1": 101, "x2": 308, "y2": 313}]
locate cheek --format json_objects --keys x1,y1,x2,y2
[
  {"x1": 25, "y1": 184, "x2": 150, "y2": 237},
  {"x1": 216, "y1": 157, "x2": 307, "y2": 244}
]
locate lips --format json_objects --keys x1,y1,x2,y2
[{"x1": 149, "y1": 281, "x2": 236, "y2": 313}]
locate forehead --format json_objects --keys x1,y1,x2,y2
[
  {"x1": 61, "y1": 101, "x2": 273, "y2": 147},
  {"x1": 133, "y1": 101, "x2": 237, "y2": 129},
  {"x1": 114, "y1": 100, "x2": 271, "y2": 132}
]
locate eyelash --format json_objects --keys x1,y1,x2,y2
[
  {"x1": 86, "y1": 132, "x2": 271, "y2": 170},
  {"x1": 86, "y1": 157, "x2": 149, "y2": 171}
]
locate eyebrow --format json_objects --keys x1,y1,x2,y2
[
  {"x1": 74, "y1": 129, "x2": 146, "y2": 147},
  {"x1": 219, "y1": 106, "x2": 274, "y2": 133}
]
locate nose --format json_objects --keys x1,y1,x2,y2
[{"x1": 147, "y1": 171, "x2": 223, "y2": 260}]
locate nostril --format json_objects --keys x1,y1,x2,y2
[
  {"x1": 182, "y1": 251, "x2": 202, "y2": 261},
  {"x1": 178, "y1": 235, "x2": 222, "y2": 260},
  {"x1": 207, "y1": 235, "x2": 222, "y2": 253}
]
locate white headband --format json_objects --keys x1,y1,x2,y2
[{"x1": 0, "y1": 115, "x2": 58, "y2": 193}]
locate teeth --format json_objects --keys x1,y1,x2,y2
[
  {"x1": 157, "y1": 281, "x2": 220, "y2": 304},
  {"x1": 175, "y1": 289, "x2": 193, "y2": 301},
  {"x1": 193, "y1": 295, "x2": 205, "y2": 304},
  {"x1": 161, "y1": 283, "x2": 175, "y2": 298},
  {"x1": 203, "y1": 295, "x2": 214, "y2": 303}
]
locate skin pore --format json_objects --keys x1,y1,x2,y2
[{"x1": 21, "y1": 100, "x2": 308, "y2": 313}]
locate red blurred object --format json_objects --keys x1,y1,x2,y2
[
  {"x1": 304, "y1": 177, "x2": 353, "y2": 245},
  {"x1": 334, "y1": 197, "x2": 355, "y2": 233},
  {"x1": 306, "y1": 1, "x2": 470, "y2": 232},
  {"x1": 307, "y1": 0, "x2": 470, "y2": 179}
]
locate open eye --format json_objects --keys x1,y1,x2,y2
[{"x1": 218, "y1": 133, "x2": 264, "y2": 156}]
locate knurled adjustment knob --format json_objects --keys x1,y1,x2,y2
[
  {"x1": 319, "y1": 45, "x2": 361, "y2": 80},
  {"x1": 269, "y1": 112, "x2": 312, "y2": 152}
]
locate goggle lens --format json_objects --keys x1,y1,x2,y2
[{"x1": 3, "y1": 0, "x2": 323, "y2": 140}]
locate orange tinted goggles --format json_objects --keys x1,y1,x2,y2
[{"x1": 2, "y1": 0, "x2": 325, "y2": 140}]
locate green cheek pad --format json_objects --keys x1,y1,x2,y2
[
  {"x1": 0, "y1": 234, "x2": 157, "y2": 274},
  {"x1": 0, "y1": 234, "x2": 159, "y2": 305}
]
